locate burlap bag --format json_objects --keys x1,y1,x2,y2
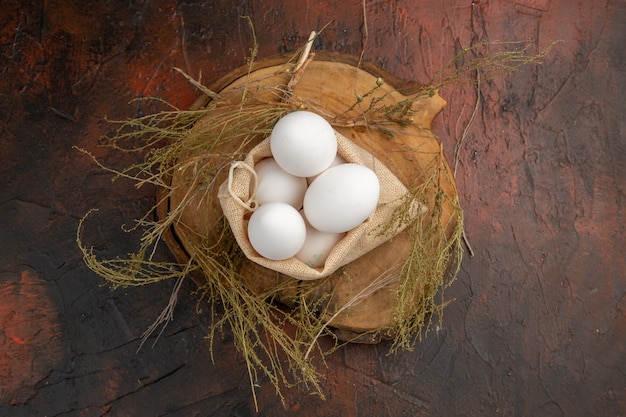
[{"x1": 218, "y1": 130, "x2": 423, "y2": 280}]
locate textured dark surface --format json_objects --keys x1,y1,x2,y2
[{"x1": 1, "y1": 1, "x2": 625, "y2": 416}]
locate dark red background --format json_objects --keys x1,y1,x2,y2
[{"x1": 1, "y1": 1, "x2": 624, "y2": 416}]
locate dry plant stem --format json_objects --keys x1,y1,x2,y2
[
  {"x1": 304, "y1": 265, "x2": 399, "y2": 360},
  {"x1": 387, "y1": 146, "x2": 464, "y2": 352},
  {"x1": 462, "y1": 230, "x2": 475, "y2": 258},
  {"x1": 188, "y1": 233, "x2": 326, "y2": 409},
  {"x1": 138, "y1": 272, "x2": 188, "y2": 351},
  {"x1": 357, "y1": 0, "x2": 369, "y2": 70},
  {"x1": 173, "y1": 67, "x2": 222, "y2": 102},
  {"x1": 454, "y1": 69, "x2": 480, "y2": 258},
  {"x1": 431, "y1": 39, "x2": 561, "y2": 90},
  {"x1": 345, "y1": 0, "x2": 372, "y2": 129},
  {"x1": 285, "y1": 30, "x2": 318, "y2": 99},
  {"x1": 286, "y1": 53, "x2": 314, "y2": 93},
  {"x1": 293, "y1": 31, "x2": 316, "y2": 73},
  {"x1": 454, "y1": 69, "x2": 480, "y2": 176}
]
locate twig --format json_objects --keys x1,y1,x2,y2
[
  {"x1": 49, "y1": 106, "x2": 77, "y2": 121},
  {"x1": 173, "y1": 67, "x2": 222, "y2": 101},
  {"x1": 454, "y1": 69, "x2": 481, "y2": 176},
  {"x1": 462, "y1": 231, "x2": 475, "y2": 258},
  {"x1": 454, "y1": 69, "x2": 481, "y2": 258},
  {"x1": 293, "y1": 30, "x2": 316, "y2": 74},
  {"x1": 304, "y1": 264, "x2": 399, "y2": 360},
  {"x1": 137, "y1": 268, "x2": 188, "y2": 352}
]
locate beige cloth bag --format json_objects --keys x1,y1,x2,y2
[{"x1": 218, "y1": 131, "x2": 422, "y2": 280}]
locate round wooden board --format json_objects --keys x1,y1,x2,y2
[{"x1": 158, "y1": 52, "x2": 459, "y2": 341}]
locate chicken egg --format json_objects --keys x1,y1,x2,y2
[
  {"x1": 270, "y1": 111, "x2": 337, "y2": 177},
  {"x1": 303, "y1": 163, "x2": 380, "y2": 233},
  {"x1": 247, "y1": 202, "x2": 306, "y2": 260},
  {"x1": 254, "y1": 157, "x2": 307, "y2": 209},
  {"x1": 306, "y1": 153, "x2": 346, "y2": 185},
  {"x1": 295, "y1": 212, "x2": 346, "y2": 268}
]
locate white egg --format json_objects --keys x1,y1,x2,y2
[
  {"x1": 247, "y1": 202, "x2": 306, "y2": 260},
  {"x1": 254, "y1": 157, "x2": 307, "y2": 209},
  {"x1": 296, "y1": 213, "x2": 346, "y2": 268},
  {"x1": 303, "y1": 163, "x2": 380, "y2": 233},
  {"x1": 306, "y1": 153, "x2": 346, "y2": 185},
  {"x1": 270, "y1": 111, "x2": 337, "y2": 177}
]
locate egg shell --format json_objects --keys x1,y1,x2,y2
[
  {"x1": 303, "y1": 163, "x2": 380, "y2": 233},
  {"x1": 295, "y1": 212, "x2": 346, "y2": 268},
  {"x1": 247, "y1": 202, "x2": 306, "y2": 260},
  {"x1": 270, "y1": 111, "x2": 338, "y2": 177},
  {"x1": 254, "y1": 157, "x2": 307, "y2": 209},
  {"x1": 306, "y1": 153, "x2": 346, "y2": 185}
]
